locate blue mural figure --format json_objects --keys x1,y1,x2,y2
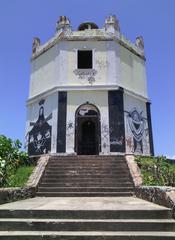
[{"x1": 128, "y1": 108, "x2": 145, "y2": 153}]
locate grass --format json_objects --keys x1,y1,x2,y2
[{"x1": 5, "y1": 165, "x2": 35, "y2": 187}]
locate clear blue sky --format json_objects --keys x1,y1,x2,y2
[{"x1": 0, "y1": 0, "x2": 174, "y2": 157}]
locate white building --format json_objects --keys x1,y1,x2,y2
[{"x1": 26, "y1": 15, "x2": 154, "y2": 156}]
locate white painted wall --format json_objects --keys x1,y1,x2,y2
[
  {"x1": 106, "y1": 41, "x2": 121, "y2": 85},
  {"x1": 29, "y1": 40, "x2": 148, "y2": 100},
  {"x1": 66, "y1": 41, "x2": 107, "y2": 86},
  {"x1": 66, "y1": 90, "x2": 110, "y2": 154},
  {"x1": 30, "y1": 45, "x2": 58, "y2": 97},
  {"x1": 26, "y1": 90, "x2": 151, "y2": 155},
  {"x1": 120, "y1": 46, "x2": 148, "y2": 98}
]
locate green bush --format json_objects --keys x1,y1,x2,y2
[
  {"x1": 136, "y1": 156, "x2": 175, "y2": 186},
  {"x1": 0, "y1": 135, "x2": 30, "y2": 187}
]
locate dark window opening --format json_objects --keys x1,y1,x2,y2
[
  {"x1": 78, "y1": 22, "x2": 99, "y2": 31},
  {"x1": 78, "y1": 50, "x2": 92, "y2": 69}
]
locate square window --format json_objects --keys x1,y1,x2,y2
[{"x1": 77, "y1": 50, "x2": 92, "y2": 69}]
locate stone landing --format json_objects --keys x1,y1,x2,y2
[{"x1": 0, "y1": 196, "x2": 174, "y2": 239}]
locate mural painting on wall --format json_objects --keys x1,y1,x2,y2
[
  {"x1": 28, "y1": 99, "x2": 52, "y2": 155},
  {"x1": 127, "y1": 108, "x2": 145, "y2": 154}
]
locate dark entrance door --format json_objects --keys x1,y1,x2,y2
[{"x1": 75, "y1": 104, "x2": 101, "y2": 155}]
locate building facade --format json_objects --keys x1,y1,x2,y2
[{"x1": 26, "y1": 15, "x2": 154, "y2": 156}]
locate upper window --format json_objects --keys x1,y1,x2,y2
[{"x1": 77, "y1": 50, "x2": 92, "y2": 69}]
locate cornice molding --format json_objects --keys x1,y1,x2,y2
[{"x1": 27, "y1": 84, "x2": 149, "y2": 105}]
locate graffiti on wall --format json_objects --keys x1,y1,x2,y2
[
  {"x1": 73, "y1": 69, "x2": 97, "y2": 85},
  {"x1": 28, "y1": 99, "x2": 52, "y2": 155},
  {"x1": 101, "y1": 122, "x2": 124, "y2": 153},
  {"x1": 66, "y1": 121, "x2": 74, "y2": 137},
  {"x1": 110, "y1": 135, "x2": 124, "y2": 146},
  {"x1": 95, "y1": 60, "x2": 108, "y2": 71},
  {"x1": 101, "y1": 122, "x2": 110, "y2": 150},
  {"x1": 127, "y1": 108, "x2": 145, "y2": 154},
  {"x1": 66, "y1": 121, "x2": 74, "y2": 152}
]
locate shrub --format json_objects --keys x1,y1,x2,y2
[
  {"x1": 136, "y1": 156, "x2": 175, "y2": 186},
  {"x1": 0, "y1": 135, "x2": 30, "y2": 187}
]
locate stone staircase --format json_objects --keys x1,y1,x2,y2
[
  {"x1": 37, "y1": 155, "x2": 134, "y2": 197},
  {"x1": 0, "y1": 155, "x2": 175, "y2": 239},
  {"x1": 0, "y1": 196, "x2": 175, "y2": 239}
]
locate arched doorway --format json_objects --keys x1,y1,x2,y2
[{"x1": 75, "y1": 104, "x2": 101, "y2": 155}]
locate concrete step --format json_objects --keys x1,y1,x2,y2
[
  {"x1": 50, "y1": 157, "x2": 124, "y2": 159},
  {"x1": 37, "y1": 155, "x2": 133, "y2": 197},
  {"x1": 48, "y1": 163, "x2": 127, "y2": 167},
  {"x1": 43, "y1": 173, "x2": 129, "y2": 177},
  {"x1": 49, "y1": 161, "x2": 127, "y2": 167},
  {"x1": 47, "y1": 166, "x2": 128, "y2": 170},
  {"x1": 48, "y1": 160, "x2": 126, "y2": 163},
  {"x1": 48, "y1": 160, "x2": 127, "y2": 163},
  {"x1": 39, "y1": 182, "x2": 133, "y2": 188},
  {"x1": 40, "y1": 182, "x2": 132, "y2": 187},
  {"x1": 48, "y1": 162, "x2": 126, "y2": 165},
  {"x1": 36, "y1": 192, "x2": 134, "y2": 197},
  {"x1": 0, "y1": 193, "x2": 174, "y2": 240},
  {"x1": 49, "y1": 157, "x2": 125, "y2": 160},
  {"x1": 42, "y1": 177, "x2": 131, "y2": 181},
  {"x1": 38, "y1": 186, "x2": 133, "y2": 192},
  {"x1": 45, "y1": 168, "x2": 129, "y2": 173},
  {"x1": 0, "y1": 231, "x2": 175, "y2": 239},
  {"x1": 38, "y1": 184, "x2": 133, "y2": 188},
  {"x1": 0, "y1": 219, "x2": 175, "y2": 231},
  {"x1": 47, "y1": 167, "x2": 128, "y2": 172},
  {"x1": 0, "y1": 209, "x2": 172, "y2": 219},
  {"x1": 41, "y1": 180, "x2": 132, "y2": 186},
  {"x1": 37, "y1": 187, "x2": 134, "y2": 192},
  {"x1": 49, "y1": 160, "x2": 125, "y2": 163},
  {"x1": 42, "y1": 174, "x2": 131, "y2": 179},
  {"x1": 39, "y1": 184, "x2": 133, "y2": 188}
]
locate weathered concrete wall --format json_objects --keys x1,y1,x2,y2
[
  {"x1": 0, "y1": 187, "x2": 35, "y2": 205},
  {"x1": 106, "y1": 41, "x2": 120, "y2": 86},
  {"x1": 136, "y1": 186, "x2": 175, "y2": 216},
  {"x1": 30, "y1": 44, "x2": 58, "y2": 97},
  {"x1": 67, "y1": 41, "x2": 108, "y2": 86},
  {"x1": 120, "y1": 46, "x2": 147, "y2": 98},
  {"x1": 125, "y1": 155, "x2": 175, "y2": 213},
  {"x1": 26, "y1": 155, "x2": 50, "y2": 188},
  {"x1": 28, "y1": 29, "x2": 150, "y2": 156},
  {"x1": 29, "y1": 40, "x2": 148, "y2": 99},
  {"x1": 26, "y1": 89, "x2": 152, "y2": 156},
  {"x1": 125, "y1": 154, "x2": 143, "y2": 187}
]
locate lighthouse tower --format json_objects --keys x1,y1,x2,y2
[{"x1": 26, "y1": 15, "x2": 154, "y2": 156}]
